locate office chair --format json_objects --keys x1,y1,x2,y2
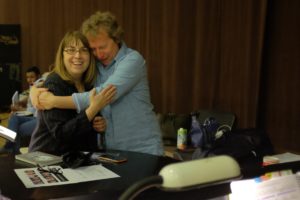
[{"x1": 196, "y1": 109, "x2": 236, "y2": 129}]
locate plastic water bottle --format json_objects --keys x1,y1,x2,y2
[
  {"x1": 190, "y1": 113, "x2": 204, "y2": 148},
  {"x1": 177, "y1": 128, "x2": 187, "y2": 150}
]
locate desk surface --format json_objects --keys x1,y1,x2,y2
[
  {"x1": 1, "y1": 151, "x2": 300, "y2": 200},
  {"x1": 0, "y1": 151, "x2": 166, "y2": 199},
  {"x1": 0, "y1": 150, "x2": 232, "y2": 200}
]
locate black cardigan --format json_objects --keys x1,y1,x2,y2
[{"x1": 29, "y1": 72, "x2": 98, "y2": 155}]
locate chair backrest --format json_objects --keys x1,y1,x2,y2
[
  {"x1": 157, "y1": 113, "x2": 190, "y2": 146},
  {"x1": 196, "y1": 109, "x2": 236, "y2": 130}
]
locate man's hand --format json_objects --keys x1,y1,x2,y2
[
  {"x1": 30, "y1": 85, "x2": 48, "y2": 110},
  {"x1": 86, "y1": 85, "x2": 116, "y2": 121},
  {"x1": 93, "y1": 116, "x2": 106, "y2": 132},
  {"x1": 90, "y1": 85, "x2": 116, "y2": 111}
]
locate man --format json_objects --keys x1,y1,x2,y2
[
  {"x1": 11, "y1": 66, "x2": 41, "y2": 113},
  {"x1": 1, "y1": 66, "x2": 40, "y2": 154},
  {"x1": 32, "y1": 11, "x2": 163, "y2": 156}
]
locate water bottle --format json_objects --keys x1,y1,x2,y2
[
  {"x1": 190, "y1": 113, "x2": 204, "y2": 148},
  {"x1": 177, "y1": 128, "x2": 187, "y2": 150}
]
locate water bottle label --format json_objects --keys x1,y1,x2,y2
[{"x1": 177, "y1": 128, "x2": 187, "y2": 150}]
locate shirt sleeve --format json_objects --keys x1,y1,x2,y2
[
  {"x1": 72, "y1": 50, "x2": 145, "y2": 112},
  {"x1": 102, "y1": 51, "x2": 145, "y2": 99},
  {"x1": 72, "y1": 91, "x2": 90, "y2": 113}
]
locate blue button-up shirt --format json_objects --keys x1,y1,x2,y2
[{"x1": 72, "y1": 43, "x2": 163, "y2": 155}]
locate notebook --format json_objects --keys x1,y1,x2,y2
[{"x1": 15, "y1": 151, "x2": 63, "y2": 166}]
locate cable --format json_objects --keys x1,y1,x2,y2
[
  {"x1": 217, "y1": 124, "x2": 232, "y2": 132},
  {"x1": 119, "y1": 175, "x2": 163, "y2": 200}
]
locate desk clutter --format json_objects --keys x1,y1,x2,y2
[
  {"x1": 15, "y1": 164, "x2": 119, "y2": 188},
  {"x1": 230, "y1": 170, "x2": 300, "y2": 199},
  {"x1": 1, "y1": 148, "x2": 300, "y2": 199},
  {"x1": 158, "y1": 110, "x2": 274, "y2": 165},
  {"x1": 14, "y1": 151, "x2": 127, "y2": 188},
  {"x1": 15, "y1": 151, "x2": 62, "y2": 166}
]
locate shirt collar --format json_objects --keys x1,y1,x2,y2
[{"x1": 115, "y1": 42, "x2": 127, "y2": 61}]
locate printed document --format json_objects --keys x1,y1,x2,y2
[{"x1": 15, "y1": 164, "x2": 119, "y2": 188}]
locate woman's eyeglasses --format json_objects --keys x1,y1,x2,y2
[
  {"x1": 64, "y1": 47, "x2": 89, "y2": 55},
  {"x1": 37, "y1": 164, "x2": 63, "y2": 175}
]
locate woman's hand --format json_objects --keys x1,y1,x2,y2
[
  {"x1": 38, "y1": 91, "x2": 56, "y2": 110},
  {"x1": 93, "y1": 116, "x2": 106, "y2": 132},
  {"x1": 86, "y1": 85, "x2": 116, "y2": 121},
  {"x1": 30, "y1": 85, "x2": 49, "y2": 109}
]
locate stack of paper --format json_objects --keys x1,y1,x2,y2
[
  {"x1": 230, "y1": 170, "x2": 300, "y2": 200},
  {"x1": 263, "y1": 152, "x2": 300, "y2": 166}
]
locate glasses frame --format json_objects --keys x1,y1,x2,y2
[
  {"x1": 64, "y1": 47, "x2": 90, "y2": 55},
  {"x1": 37, "y1": 164, "x2": 63, "y2": 175}
]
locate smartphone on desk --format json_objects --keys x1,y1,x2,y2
[{"x1": 95, "y1": 153, "x2": 127, "y2": 164}]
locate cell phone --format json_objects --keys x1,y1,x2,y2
[{"x1": 97, "y1": 153, "x2": 127, "y2": 163}]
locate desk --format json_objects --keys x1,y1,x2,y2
[{"x1": 1, "y1": 151, "x2": 300, "y2": 200}]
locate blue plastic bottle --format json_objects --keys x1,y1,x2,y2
[{"x1": 189, "y1": 113, "x2": 204, "y2": 148}]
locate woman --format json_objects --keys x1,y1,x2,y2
[{"x1": 29, "y1": 31, "x2": 116, "y2": 155}]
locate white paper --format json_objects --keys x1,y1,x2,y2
[
  {"x1": 11, "y1": 91, "x2": 19, "y2": 106},
  {"x1": 273, "y1": 152, "x2": 300, "y2": 163},
  {"x1": 0, "y1": 125, "x2": 17, "y2": 142},
  {"x1": 230, "y1": 173, "x2": 300, "y2": 200},
  {"x1": 14, "y1": 164, "x2": 119, "y2": 188}
]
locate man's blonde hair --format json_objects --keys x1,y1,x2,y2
[
  {"x1": 81, "y1": 11, "x2": 124, "y2": 44},
  {"x1": 53, "y1": 31, "x2": 96, "y2": 87}
]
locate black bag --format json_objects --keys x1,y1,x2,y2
[
  {"x1": 189, "y1": 115, "x2": 220, "y2": 149},
  {"x1": 192, "y1": 128, "x2": 274, "y2": 163},
  {"x1": 62, "y1": 151, "x2": 98, "y2": 168}
]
